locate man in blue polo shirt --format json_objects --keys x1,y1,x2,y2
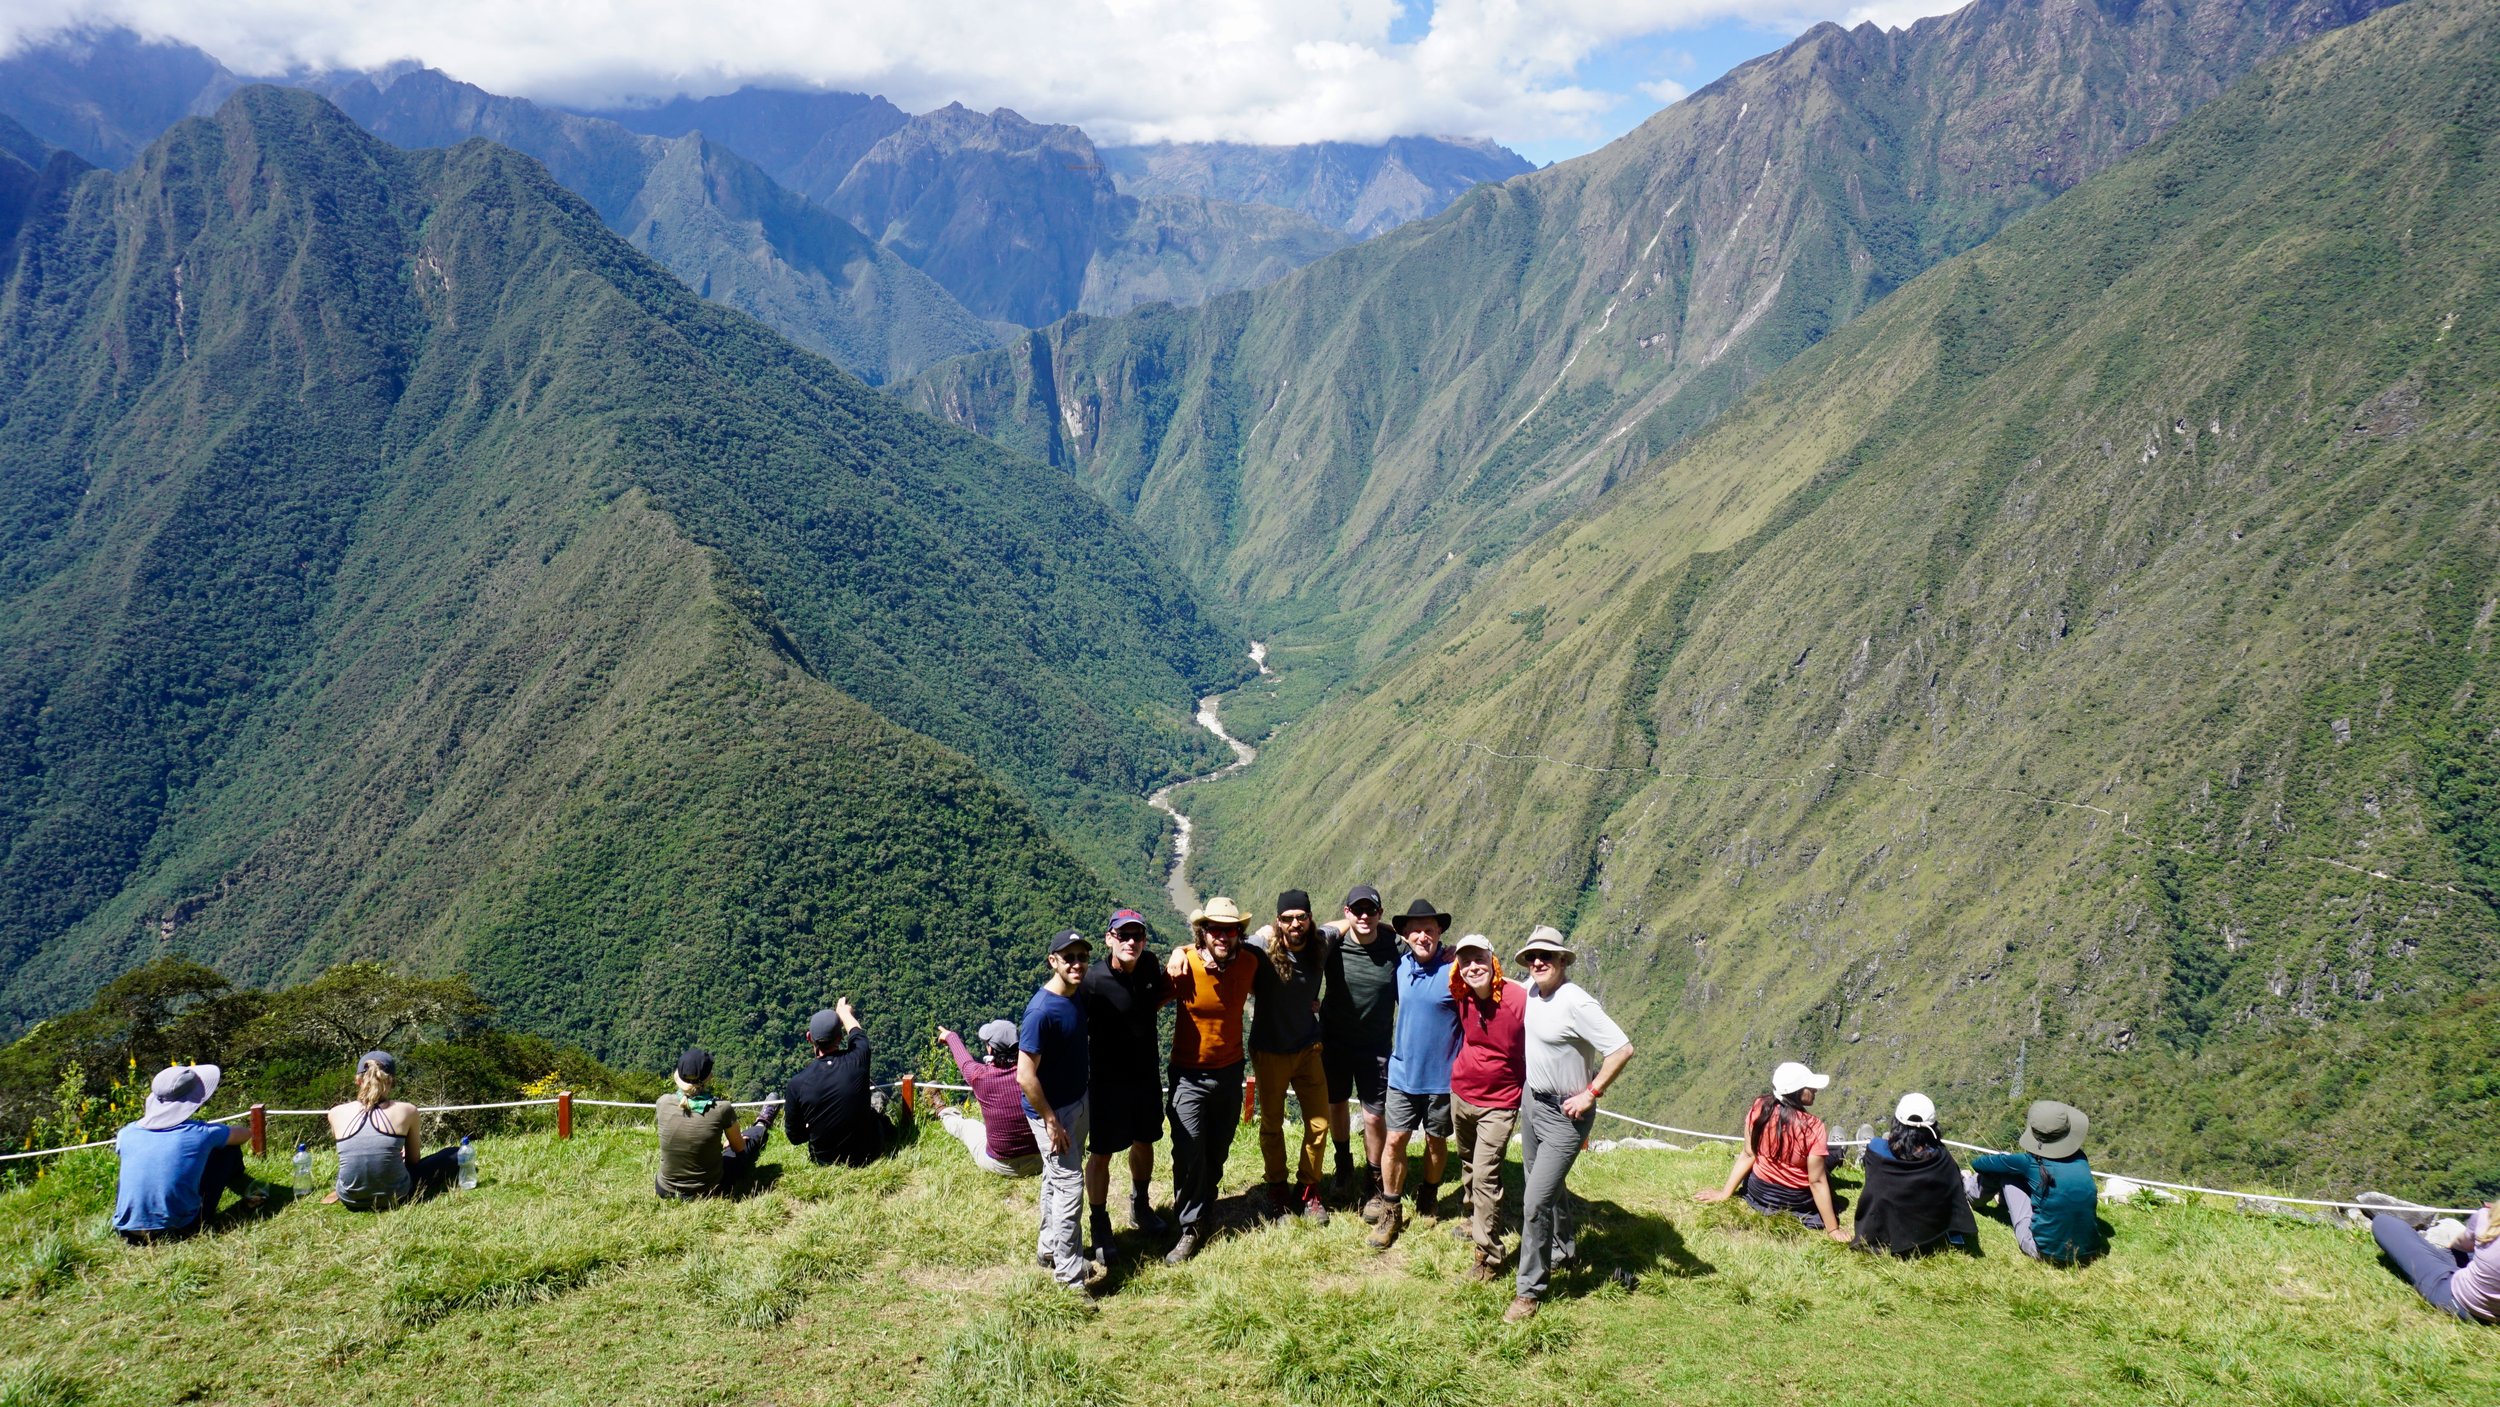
[
  {"x1": 1017, "y1": 930, "x2": 1106, "y2": 1292},
  {"x1": 1371, "y1": 899, "x2": 1461, "y2": 1249}
]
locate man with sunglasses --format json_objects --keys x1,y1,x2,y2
[
  {"x1": 1081, "y1": 907, "x2": 1172, "y2": 1262},
  {"x1": 1319, "y1": 883, "x2": 1401, "y2": 1215},
  {"x1": 1508, "y1": 926, "x2": 1634, "y2": 1322},
  {"x1": 1019, "y1": 929, "x2": 1107, "y2": 1292}
]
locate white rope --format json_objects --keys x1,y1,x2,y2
[
  {"x1": 0, "y1": 1136, "x2": 117, "y2": 1161},
  {"x1": 1591, "y1": 1110, "x2": 2483, "y2": 1216}
]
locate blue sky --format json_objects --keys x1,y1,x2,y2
[{"x1": 1503, "y1": 13, "x2": 1823, "y2": 164}]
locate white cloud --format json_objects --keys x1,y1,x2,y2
[
  {"x1": 0, "y1": 0, "x2": 1967, "y2": 147},
  {"x1": 1638, "y1": 77, "x2": 1690, "y2": 103}
]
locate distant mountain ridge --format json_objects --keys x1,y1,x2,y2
[
  {"x1": 908, "y1": 0, "x2": 2401, "y2": 644},
  {"x1": 1100, "y1": 136, "x2": 1533, "y2": 238}
]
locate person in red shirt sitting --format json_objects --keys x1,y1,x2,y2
[
  {"x1": 1694, "y1": 1061, "x2": 1849, "y2": 1242},
  {"x1": 937, "y1": 1020, "x2": 1044, "y2": 1177},
  {"x1": 1448, "y1": 934, "x2": 1527, "y2": 1281}
]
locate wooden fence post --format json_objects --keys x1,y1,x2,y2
[
  {"x1": 899, "y1": 1074, "x2": 916, "y2": 1116},
  {"x1": 1241, "y1": 1075, "x2": 1257, "y2": 1121},
  {"x1": 556, "y1": 1090, "x2": 573, "y2": 1140},
  {"x1": 248, "y1": 1104, "x2": 266, "y2": 1158}
]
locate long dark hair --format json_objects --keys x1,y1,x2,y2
[
  {"x1": 1747, "y1": 1091, "x2": 1813, "y2": 1157},
  {"x1": 1886, "y1": 1121, "x2": 1941, "y2": 1162}
]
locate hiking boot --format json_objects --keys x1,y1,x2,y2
[
  {"x1": 1267, "y1": 1183, "x2": 1297, "y2": 1220},
  {"x1": 1361, "y1": 1192, "x2": 1389, "y2": 1225},
  {"x1": 1330, "y1": 1161, "x2": 1355, "y2": 1202},
  {"x1": 1503, "y1": 1295, "x2": 1540, "y2": 1324},
  {"x1": 1300, "y1": 1185, "x2": 1330, "y2": 1226},
  {"x1": 758, "y1": 1096, "x2": 784, "y2": 1130},
  {"x1": 870, "y1": 1089, "x2": 890, "y2": 1116},
  {"x1": 1080, "y1": 1260, "x2": 1113, "y2": 1296},
  {"x1": 1164, "y1": 1229, "x2": 1203, "y2": 1265},
  {"x1": 1367, "y1": 1201, "x2": 1404, "y2": 1250},
  {"x1": 1091, "y1": 1209, "x2": 1119, "y2": 1265},
  {"x1": 1129, "y1": 1192, "x2": 1170, "y2": 1236},
  {"x1": 2355, "y1": 1191, "x2": 2438, "y2": 1230},
  {"x1": 1413, "y1": 1182, "x2": 1439, "y2": 1220},
  {"x1": 1466, "y1": 1250, "x2": 1501, "y2": 1284}
]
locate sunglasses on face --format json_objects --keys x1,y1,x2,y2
[
  {"x1": 1110, "y1": 928, "x2": 1147, "y2": 942},
  {"x1": 1349, "y1": 904, "x2": 1381, "y2": 918},
  {"x1": 1525, "y1": 955, "x2": 1558, "y2": 967}
]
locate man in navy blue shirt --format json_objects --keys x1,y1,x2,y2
[{"x1": 1018, "y1": 930, "x2": 1105, "y2": 1291}]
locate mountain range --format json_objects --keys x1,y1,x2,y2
[
  {"x1": 908, "y1": 0, "x2": 2400, "y2": 650},
  {"x1": 0, "y1": 87, "x2": 1239, "y2": 1074},
  {"x1": 1181, "y1": 0, "x2": 2500, "y2": 1198}
]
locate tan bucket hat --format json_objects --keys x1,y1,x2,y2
[{"x1": 1191, "y1": 896, "x2": 1252, "y2": 929}]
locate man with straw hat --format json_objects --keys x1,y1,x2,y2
[
  {"x1": 1964, "y1": 1100, "x2": 2105, "y2": 1264},
  {"x1": 1162, "y1": 895, "x2": 1263, "y2": 1262},
  {"x1": 113, "y1": 1063, "x2": 260, "y2": 1243}
]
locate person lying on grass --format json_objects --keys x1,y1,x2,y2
[
  {"x1": 114, "y1": 1063, "x2": 262, "y2": 1243},
  {"x1": 653, "y1": 1047, "x2": 779, "y2": 1200},
  {"x1": 326, "y1": 1051, "x2": 462, "y2": 1211},
  {"x1": 1963, "y1": 1100, "x2": 2103, "y2": 1264},
  {"x1": 1695, "y1": 1061, "x2": 1850, "y2": 1243},
  {"x1": 2373, "y1": 1202, "x2": 2500, "y2": 1324},
  {"x1": 1850, "y1": 1092, "x2": 1976, "y2": 1257}
]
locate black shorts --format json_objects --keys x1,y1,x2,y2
[
  {"x1": 1322, "y1": 1044, "x2": 1390, "y2": 1115},
  {"x1": 1088, "y1": 1074, "x2": 1165, "y2": 1154}
]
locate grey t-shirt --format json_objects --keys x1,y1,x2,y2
[
  {"x1": 655, "y1": 1093, "x2": 738, "y2": 1196},
  {"x1": 1523, "y1": 981, "x2": 1630, "y2": 1095}
]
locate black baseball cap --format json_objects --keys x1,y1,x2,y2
[
  {"x1": 1048, "y1": 929, "x2": 1091, "y2": 956},
  {"x1": 676, "y1": 1047, "x2": 713, "y2": 1083},
  {"x1": 806, "y1": 1009, "x2": 842, "y2": 1043},
  {"x1": 1344, "y1": 884, "x2": 1383, "y2": 911}
]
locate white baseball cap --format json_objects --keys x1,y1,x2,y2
[
  {"x1": 1895, "y1": 1092, "x2": 1937, "y2": 1127},
  {"x1": 1771, "y1": 1061, "x2": 1831, "y2": 1096}
]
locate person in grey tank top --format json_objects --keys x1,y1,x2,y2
[{"x1": 324, "y1": 1052, "x2": 460, "y2": 1209}]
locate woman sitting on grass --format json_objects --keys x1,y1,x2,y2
[
  {"x1": 1850, "y1": 1093, "x2": 1976, "y2": 1257},
  {"x1": 1963, "y1": 1100, "x2": 2103, "y2": 1264},
  {"x1": 326, "y1": 1052, "x2": 462, "y2": 1210},
  {"x1": 1694, "y1": 1061, "x2": 1849, "y2": 1242},
  {"x1": 653, "y1": 1047, "x2": 780, "y2": 1200},
  {"x1": 2372, "y1": 1204, "x2": 2500, "y2": 1323}
]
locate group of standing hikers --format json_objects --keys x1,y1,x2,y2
[{"x1": 105, "y1": 886, "x2": 2500, "y2": 1327}]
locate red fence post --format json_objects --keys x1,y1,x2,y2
[
  {"x1": 556, "y1": 1090, "x2": 573, "y2": 1140},
  {"x1": 1241, "y1": 1075, "x2": 1257, "y2": 1121},
  {"x1": 899, "y1": 1074, "x2": 916, "y2": 1116},
  {"x1": 249, "y1": 1104, "x2": 266, "y2": 1158}
]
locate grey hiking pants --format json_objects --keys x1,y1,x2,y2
[
  {"x1": 1167, "y1": 1062, "x2": 1244, "y2": 1231},
  {"x1": 1964, "y1": 1167, "x2": 2039, "y2": 1259},
  {"x1": 1028, "y1": 1096, "x2": 1090, "y2": 1285},
  {"x1": 1517, "y1": 1091, "x2": 1594, "y2": 1301}
]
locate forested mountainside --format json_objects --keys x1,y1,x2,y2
[
  {"x1": 1100, "y1": 137, "x2": 1535, "y2": 239},
  {"x1": 907, "y1": 0, "x2": 2397, "y2": 650},
  {"x1": 0, "y1": 40, "x2": 995, "y2": 384},
  {"x1": 1185, "y1": 0, "x2": 2500, "y2": 1198},
  {"x1": 0, "y1": 88, "x2": 1241, "y2": 1071}
]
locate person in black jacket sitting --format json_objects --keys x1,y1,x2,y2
[
  {"x1": 1851, "y1": 1092, "x2": 1978, "y2": 1257},
  {"x1": 784, "y1": 999, "x2": 897, "y2": 1166}
]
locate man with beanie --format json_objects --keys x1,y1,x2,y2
[
  {"x1": 1249, "y1": 888, "x2": 1331, "y2": 1222},
  {"x1": 1019, "y1": 930, "x2": 1107, "y2": 1291},
  {"x1": 784, "y1": 998, "x2": 892, "y2": 1167},
  {"x1": 1320, "y1": 883, "x2": 1400, "y2": 1210},
  {"x1": 1082, "y1": 907, "x2": 1171, "y2": 1260}
]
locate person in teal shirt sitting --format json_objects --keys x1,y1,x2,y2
[{"x1": 1965, "y1": 1100, "x2": 2104, "y2": 1264}]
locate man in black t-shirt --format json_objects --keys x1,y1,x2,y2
[
  {"x1": 784, "y1": 999, "x2": 893, "y2": 1167},
  {"x1": 1321, "y1": 883, "x2": 1402, "y2": 1214},
  {"x1": 1080, "y1": 907, "x2": 1172, "y2": 1259}
]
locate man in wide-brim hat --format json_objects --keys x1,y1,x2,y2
[
  {"x1": 1161, "y1": 896, "x2": 1262, "y2": 1261},
  {"x1": 1370, "y1": 898, "x2": 1461, "y2": 1249},
  {"x1": 1964, "y1": 1100, "x2": 2105, "y2": 1264},
  {"x1": 113, "y1": 1063, "x2": 261, "y2": 1243}
]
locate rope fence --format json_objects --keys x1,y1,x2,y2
[{"x1": 10, "y1": 1076, "x2": 2480, "y2": 1218}]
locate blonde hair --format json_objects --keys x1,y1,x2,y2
[
  {"x1": 355, "y1": 1060, "x2": 395, "y2": 1109},
  {"x1": 2480, "y1": 1204, "x2": 2500, "y2": 1247},
  {"x1": 673, "y1": 1072, "x2": 705, "y2": 1098}
]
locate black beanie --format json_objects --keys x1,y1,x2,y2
[
  {"x1": 675, "y1": 1047, "x2": 714, "y2": 1084},
  {"x1": 1277, "y1": 888, "x2": 1313, "y2": 917}
]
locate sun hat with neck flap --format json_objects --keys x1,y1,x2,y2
[
  {"x1": 2018, "y1": 1100, "x2": 2089, "y2": 1159},
  {"x1": 140, "y1": 1064, "x2": 221, "y2": 1131}
]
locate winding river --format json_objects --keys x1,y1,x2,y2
[{"x1": 1146, "y1": 642, "x2": 1270, "y2": 913}]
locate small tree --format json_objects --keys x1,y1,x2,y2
[{"x1": 243, "y1": 962, "x2": 493, "y2": 1065}]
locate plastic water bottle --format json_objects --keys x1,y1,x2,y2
[
  {"x1": 455, "y1": 1136, "x2": 476, "y2": 1191},
  {"x1": 291, "y1": 1141, "x2": 313, "y2": 1197}
]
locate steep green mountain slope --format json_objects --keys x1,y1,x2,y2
[
  {"x1": 1185, "y1": 0, "x2": 2500, "y2": 1199},
  {"x1": 1101, "y1": 135, "x2": 1535, "y2": 238},
  {"x1": 0, "y1": 38, "x2": 996, "y2": 384},
  {"x1": 0, "y1": 87, "x2": 1239, "y2": 1068},
  {"x1": 827, "y1": 103, "x2": 1349, "y2": 326},
  {"x1": 909, "y1": 0, "x2": 2394, "y2": 648}
]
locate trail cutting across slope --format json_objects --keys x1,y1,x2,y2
[{"x1": 1147, "y1": 642, "x2": 1268, "y2": 913}]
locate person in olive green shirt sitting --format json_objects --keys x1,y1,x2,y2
[
  {"x1": 655, "y1": 1047, "x2": 781, "y2": 1199},
  {"x1": 1964, "y1": 1100, "x2": 2104, "y2": 1264}
]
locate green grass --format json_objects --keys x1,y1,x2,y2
[{"x1": 6, "y1": 1118, "x2": 2497, "y2": 1406}]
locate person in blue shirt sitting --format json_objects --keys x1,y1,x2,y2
[{"x1": 113, "y1": 1064, "x2": 261, "y2": 1244}]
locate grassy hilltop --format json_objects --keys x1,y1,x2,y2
[{"x1": 5, "y1": 1121, "x2": 2500, "y2": 1406}]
